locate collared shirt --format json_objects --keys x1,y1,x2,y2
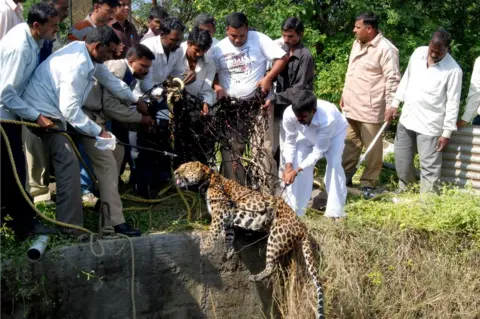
[
  {"x1": 67, "y1": 14, "x2": 96, "y2": 42},
  {"x1": 39, "y1": 33, "x2": 67, "y2": 64},
  {"x1": 0, "y1": 0, "x2": 24, "y2": 40},
  {"x1": 180, "y1": 41, "x2": 216, "y2": 106},
  {"x1": 138, "y1": 35, "x2": 184, "y2": 94},
  {"x1": 461, "y1": 56, "x2": 480, "y2": 122},
  {"x1": 140, "y1": 28, "x2": 156, "y2": 42},
  {"x1": 137, "y1": 36, "x2": 184, "y2": 120},
  {"x1": 0, "y1": 23, "x2": 41, "y2": 121},
  {"x1": 283, "y1": 100, "x2": 347, "y2": 169},
  {"x1": 270, "y1": 43, "x2": 315, "y2": 114},
  {"x1": 83, "y1": 59, "x2": 142, "y2": 125},
  {"x1": 393, "y1": 46, "x2": 463, "y2": 138},
  {"x1": 342, "y1": 32, "x2": 401, "y2": 123},
  {"x1": 209, "y1": 31, "x2": 286, "y2": 98},
  {"x1": 22, "y1": 41, "x2": 139, "y2": 136},
  {"x1": 110, "y1": 19, "x2": 140, "y2": 58}
]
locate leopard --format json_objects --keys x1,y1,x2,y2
[{"x1": 174, "y1": 161, "x2": 325, "y2": 319}]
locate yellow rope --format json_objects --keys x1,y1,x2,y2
[
  {"x1": 166, "y1": 77, "x2": 193, "y2": 221},
  {"x1": 1, "y1": 119, "x2": 138, "y2": 319},
  {"x1": 1, "y1": 124, "x2": 93, "y2": 233}
]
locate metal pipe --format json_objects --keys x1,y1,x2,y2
[
  {"x1": 27, "y1": 235, "x2": 50, "y2": 262},
  {"x1": 356, "y1": 121, "x2": 389, "y2": 169}
]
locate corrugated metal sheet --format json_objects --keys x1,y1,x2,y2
[{"x1": 441, "y1": 126, "x2": 480, "y2": 191}]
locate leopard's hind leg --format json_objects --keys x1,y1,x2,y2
[{"x1": 249, "y1": 223, "x2": 298, "y2": 281}]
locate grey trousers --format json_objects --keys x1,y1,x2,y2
[
  {"x1": 23, "y1": 126, "x2": 51, "y2": 201},
  {"x1": 37, "y1": 131, "x2": 83, "y2": 228},
  {"x1": 81, "y1": 136, "x2": 126, "y2": 226},
  {"x1": 394, "y1": 123, "x2": 442, "y2": 193}
]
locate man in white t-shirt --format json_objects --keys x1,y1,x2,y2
[{"x1": 209, "y1": 12, "x2": 288, "y2": 191}]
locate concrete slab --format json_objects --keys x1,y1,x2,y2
[{"x1": 1, "y1": 231, "x2": 280, "y2": 319}]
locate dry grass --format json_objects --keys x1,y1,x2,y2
[{"x1": 271, "y1": 217, "x2": 480, "y2": 319}]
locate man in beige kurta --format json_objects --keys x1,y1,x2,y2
[{"x1": 340, "y1": 12, "x2": 400, "y2": 190}]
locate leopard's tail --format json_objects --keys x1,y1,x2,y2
[{"x1": 301, "y1": 236, "x2": 325, "y2": 319}]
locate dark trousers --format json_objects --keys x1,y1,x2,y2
[
  {"x1": 135, "y1": 119, "x2": 172, "y2": 196},
  {"x1": 473, "y1": 115, "x2": 480, "y2": 126},
  {"x1": 112, "y1": 119, "x2": 134, "y2": 183},
  {"x1": 0, "y1": 123, "x2": 37, "y2": 233}
]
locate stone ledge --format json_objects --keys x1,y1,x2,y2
[{"x1": 2, "y1": 230, "x2": 280, "y2": 319}]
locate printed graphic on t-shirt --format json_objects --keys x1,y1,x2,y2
[{"x1": 221, "y1": 46, "x2": 254, "y2": 83}]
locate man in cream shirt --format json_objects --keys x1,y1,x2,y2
[
  {"x1": 0, "y1": 0, "x2": 25, "y2": 40},
  {"x1": 392, "y1": 29, "x2": 463, "y2": 193},
  {"x1": 341, "y1": 12, "x2": 400, "y2": 192}
]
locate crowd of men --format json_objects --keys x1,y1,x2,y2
[{"x1": 0, "y1": 0, "x2": 479, "y2": 240}]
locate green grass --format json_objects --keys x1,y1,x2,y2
[{"x1": 2, "y1": 161, "x2": 480, "y2": 319}]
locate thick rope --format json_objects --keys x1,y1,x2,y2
[
  {"x1": 1, "y1": 121, "x2": 137, "y2": 319},
  {"x1": 166, "y1": 77, "x2": 193, "y2": 221},
  {"x1": 1, "y1": 124, "x2": 93, "y2": 233}
]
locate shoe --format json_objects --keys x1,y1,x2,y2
[
  {"x1": 360, "y1": 186, "x2": 375, "y2": 199},
  {"x1": 346, "y1": 177, "x2": 353, "y2": 188},
  {"x1": 114, "y1": 223, "x2": 141, "y2": 237}
]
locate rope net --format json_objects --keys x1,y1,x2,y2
[{"x1": 149, "y1": 78, "x2": 278, "y2": 194}]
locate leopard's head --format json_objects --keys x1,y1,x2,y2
[{"x1": 174, "y1": 161, "x2": 211, "y2": 188}]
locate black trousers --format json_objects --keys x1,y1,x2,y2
[{"x1": 0, "y1": 123, "x2": 37, "y2": 233}]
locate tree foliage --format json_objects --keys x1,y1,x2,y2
[
  {"x1": 141, "y1": 0, "x2": 479, "y2": 113},
  {"x1": 24, "y1": 0, "x2": 479, "y2": 114}
]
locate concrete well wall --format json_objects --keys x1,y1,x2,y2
[{"x1": 1, "y1": 231, "x2": 280, "y2": 319}]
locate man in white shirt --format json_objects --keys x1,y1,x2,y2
[
  {"x1": 139, "y1": 16, "x2": 188, "y2": 102},
  {"x1": 22, "y1": 26, "x2": 147, "y2": 236},
  {"x1": 175, "y1": 27, "x2": 216, "y2": 165},
  {"x1": 458, "y1": 56, "x2": 480, "y2": 126},
  {"x1": 181, "y1": 28, "x2": 216, "y2": 114},
  {"x1": 140, "y1": 6, "x2": 168, "y2": 42},
  {"x1": 0, "y1": 3, "x2": 59, "y2": 236},
  {"x1": 0, "y1": 0, "x2": 24, "y2": 40},
  {"x1": 392, "y1": 29, "x2": 463, "y2": 193},
  {"x1": 135, "y1": 16, "x2": 189, "y2": 197},
  {"x1": 209, "y1": 12, "x2": 288, "y2": 190},
  {"x1": 282, "y1": 90, "x2": 348, "y2": 218},
  {"x1": 193, "y1": 13, "x2": 220, "y2": 48}
]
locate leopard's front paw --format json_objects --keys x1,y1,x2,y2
[{"x1": 249, "y1": 274, "x2": 259, "y2": 282}]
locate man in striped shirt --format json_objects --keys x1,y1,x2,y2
[{"x1": 67, "y1": 0, "x2": 118, "y2": 42}]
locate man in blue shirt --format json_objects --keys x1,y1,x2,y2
[{"x1": 0, "y1": 3, "x2": 60, "y2": 237}]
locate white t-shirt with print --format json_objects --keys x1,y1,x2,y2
[{"x1": 210, "y1": 31, "x2": 286, "y2": 98}]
